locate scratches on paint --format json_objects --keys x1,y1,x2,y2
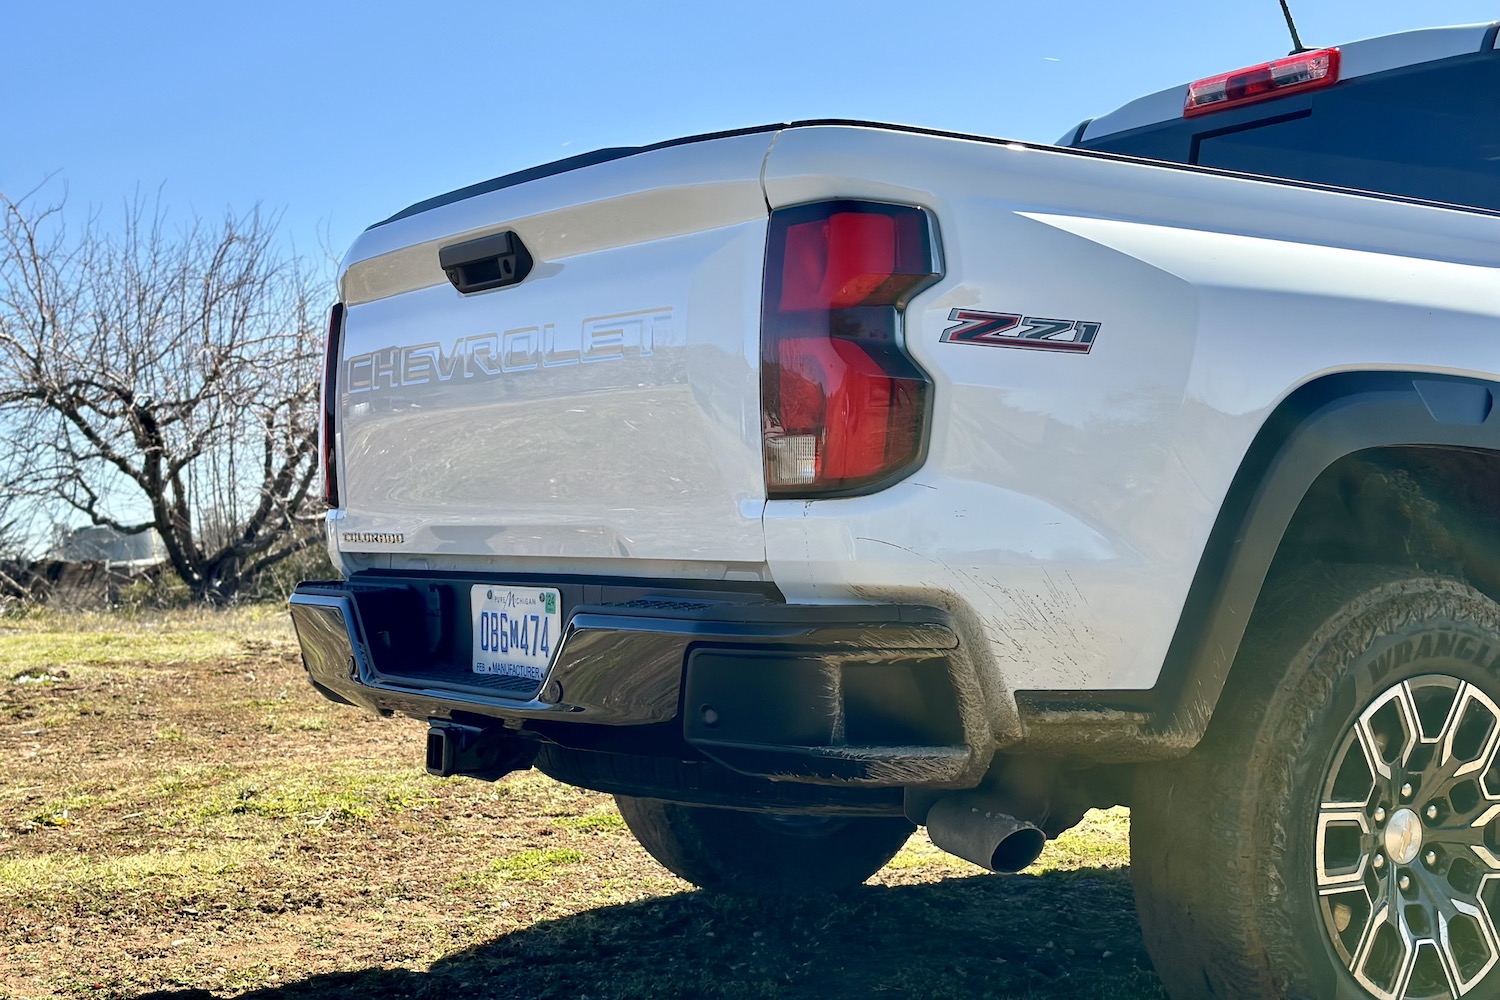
[
  {"x1": 848, "y1": 533, "x2": 1109, "y2": 690},
  {"x1": 944, "y1": 560, "x2": 1102, "y2": 688},
  {"x1": 855, "y1": 536, "x2": 924, "y2": 558}
]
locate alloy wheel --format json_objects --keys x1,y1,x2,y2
[{"x1": 1317, "y1": 675, "x2": 1500, "y2": 999}]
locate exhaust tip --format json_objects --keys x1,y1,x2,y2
[
  {"x1": 990, "y1": 826, "x2": 1047, "y2": 873},
  {"x1": 925, "y1": 793, "x2": 1048, "y2": 873}
]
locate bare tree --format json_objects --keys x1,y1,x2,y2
[{"x1": 0, "y1": 184, "x2": 326, "y2": 604}]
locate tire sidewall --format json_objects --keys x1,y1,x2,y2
[
  {"x1": 1276, "y1": 602, "x2": 1500, "y2": 999},
  {"x1": 614, "y1": 795, "x2": 914, "y2": 894}
]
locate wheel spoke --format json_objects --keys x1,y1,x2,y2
[
  {"x1": 1439, "y1": 684, "x2": 1500, "y2": 780},
  {"x1": 1353, "y1": 900, "x2": 1412, "y2": 999},
  {"x1": 1469, "y1": 843, "x2": 1500, "y2": 872},
  {"x1": 1432, "y1": 681, "x2": 1471, "y2": 744},
  {"x1": 1425, "y1": 864, "x2": 1483, "y2": 923},
  {"x1": 1355, "y1": 722, "x2": 1387, "y2": 788},
  {"x1": 1317, "y1": 807, "x2": 1372, "y2": 889},
  {"x1": 1439, "y1": 894, "x2": 1500, "y2": 994},
  {"x1": 1420, "y1": 938, "x2": 1463, "y2": 999},
  {"x1": 1394, "y1": 681, "x2": 1424, "y2": 771},
  {"x1": 1434, "y1": 804, "x2": 1500, "y2": 859},
  {"x1": 1392, "y1": 945, "x2": 1418, "y2": 1000},
  {"x1": 1359, "y1": 683, "x2": 1421, "y2": 781}
]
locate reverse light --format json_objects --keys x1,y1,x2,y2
[
  {"x1": 320, "y1": 302, "x2": 344, "y2": 508},
  {"x1": 761, "y1": 201, "x2": 940, "y2": 497},
  {"x1": 1184, "y1": 48, "x2": 1340, "y2": 118}
]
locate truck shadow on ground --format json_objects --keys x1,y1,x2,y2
[{"x1": 143, "y1": 867, "x2": 1163, "y2": 1000}]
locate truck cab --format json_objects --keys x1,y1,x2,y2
[{"x1": 1067, "y1": 22, "x2": 1500, "y2": 213}]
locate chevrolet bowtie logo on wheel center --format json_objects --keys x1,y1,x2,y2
[{"x1": 1384, "y1": 808, "x2": 1423, "y2": 866}]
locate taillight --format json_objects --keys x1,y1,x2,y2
[
  {"x1": 320, "y1": 302, "x2": 344, "y2": 508},
  {"x1": 761, "y1": 201, "x2": 940, "y2": 497},
  {"x1": 1184, "y1": 47, "x2": 1340, "y2": 117}
]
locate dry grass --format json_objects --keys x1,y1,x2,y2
[{"x1": 0, "y1": 605, "x2": 1163, "y2": 999}]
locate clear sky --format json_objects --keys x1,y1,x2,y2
[{"x1": 5, "y1": 0, "x2": 1499, "y2": 272}]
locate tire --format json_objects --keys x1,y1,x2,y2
[
  {"x1": 1132, "y1": 569, "x2": 1500, "y2": 1000},
  {"x1": 614, "y1": 794, "x2": 915, "y2": 895}
]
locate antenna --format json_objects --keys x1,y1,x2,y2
[{"x1": 1279, "y1": 0, "x2": 1308, "y2": 53}]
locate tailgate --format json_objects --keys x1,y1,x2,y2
[{"x1": 332, "y1": 130, "x2": 777, "y2": 568}]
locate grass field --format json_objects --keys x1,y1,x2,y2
[{"x1": 0, "y1": 606, "x2": 1165, "y2": 999}]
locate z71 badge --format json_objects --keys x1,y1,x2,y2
[{"x1": 940, "y1": 309, "x2": 1100, "y2": 354}]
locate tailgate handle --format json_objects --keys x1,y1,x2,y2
[{"x1": 438, "y1": 231, "x2": 534, "y2": 294}]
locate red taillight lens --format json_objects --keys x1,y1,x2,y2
[
  {"x1": 781, "y1": 211, "x2": 906, "y2": 310},
  {"x1": 320, "y1": 302, "x2": 344, "y2": 508},
  {"x1": 1184, "y1": 48, "x2": 1339, "y2": 117},
  {"x1": 761, "y1": 201, "x2": 940, "y2": 497}
]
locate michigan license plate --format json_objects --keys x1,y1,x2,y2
[{"x1": 470, "y1": 585, "x2": 561, "y2": 682}]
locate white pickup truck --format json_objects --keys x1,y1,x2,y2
[{"x1": 291, "y1": 22, "x2": 1500, "y2": 1000}]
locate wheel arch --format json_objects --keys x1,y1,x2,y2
[
  {"x1": 1017, "y1": 370, "x2": 1500, "y2": 756},
  {"x1": 1154, "y1": 370, "x2": 1500, "y2": 742}
]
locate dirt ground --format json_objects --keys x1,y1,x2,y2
[{"x1": 0, "y1": 607, "x2": 1164, "y2": 999}]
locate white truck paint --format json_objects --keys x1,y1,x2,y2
[
  {"x1": 762, "y1": 124, "x2": 1500, "y2": 691},
  {"x1": 333, "y1": 131, "x2": 774, "y2": 573},
  {"x1": 331, "y1": 123, "x2": 1500, "y2": 694}
]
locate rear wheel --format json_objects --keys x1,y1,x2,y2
[
  {"x1": 1132, "y1": 571, "x2": 1500, "y2": 999},
  {"x1": 615, "y1": 795, "x2": 914, "y2": 895}
]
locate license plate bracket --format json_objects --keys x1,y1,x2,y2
[{"x1": 470, "y1": 585, "x2": 561, "y2": 684}]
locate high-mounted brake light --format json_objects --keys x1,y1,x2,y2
[
  {"x1": 761, "y1": 201, "x2": 940, "y2": 497},
  {"x1": 320, "y1": 302, "x2": 344, "y2": 508},
  {"x1": 1184, "y1": 48, "x2": 1340, "y2": 118}
]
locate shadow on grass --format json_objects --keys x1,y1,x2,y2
[{"x1": 142, "y1": 867, "x2": 1163, "y2": 1000}]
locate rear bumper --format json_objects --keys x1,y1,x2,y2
[{"x1": 289, "y1": 575, "x2": 994, "y2": 788}]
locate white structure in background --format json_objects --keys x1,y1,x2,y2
[{"x1": 57, "y1": 525, "x2": 164, "y2": 569}]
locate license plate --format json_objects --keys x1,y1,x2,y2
[{"x1": 470, "y1": 586, "x2": 561, "y2": 682}]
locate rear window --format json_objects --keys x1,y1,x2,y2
[{"x1": 1082, "y1": 52, "x2": 1500, "y2": 212}]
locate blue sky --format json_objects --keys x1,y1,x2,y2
[{"x1": 4, "y1": 0, "x2": 1498, "y2": 270}]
